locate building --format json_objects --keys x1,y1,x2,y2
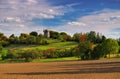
[{"x1": 43, "y1": 29, "x2": 50, "y2": 38}]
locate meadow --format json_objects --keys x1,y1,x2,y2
[{"x1": 5, "y1": 39, "x2": 78, "y2": 50}]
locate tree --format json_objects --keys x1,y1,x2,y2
[
  {"x1": 59, "y1": 32, "x2": 72, "y2": 41},
  {"x1": 9, "y1": 34, "x2": 19, "y2": 44},
  {"x1": 19, "y1": 33, "x2": 29, "y2": 44},
  {"x1": 29, "y1": 31, "x2": 38, "y2": 37},
  {"x1": 50, "y1": 31, "x2": 59, "y2": 39},
  {"x1": 79, "y1": 34, "x2": 86, "y2": 42},
  {"x1": 117, "y1": 38, "x2": 120, "y2": 45},
  {"x1": 91, "y1": 44, "x2": 103, "y2": 59},
  {"x1": 86, "y1": 31, "x2": 96, "y2": 43},
  {"x1": 38, "y1": 34, "x2": 44, "y2": 38},
  {"x1": 101, "y1": 35, "x2": 106, "y2": 43},
  {"x1": 96, "y1": 32, "x2": 102, "y2": 43},
  {"x1": 101, "y1": 38, "x2": 119, "y2": 58},
  {"x1": 26, "y1": 36, "x2": 36, "y2": 44},
  {"x1": 0, "y1": 45, "x2": 3, "y2": 60},
  {"x1": 77, "y1": 41, "x2": 93, "y2": 60},
  {"x1": 73, "y1": 33, "x2": 82, "y2": 42}
]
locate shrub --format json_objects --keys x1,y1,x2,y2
[
  {"x1": 25, "y1": 57, "x2": 33, "y2": 62},
  {"x1": 23, "y1": 49, "x2": 40, "y2": 59},
  {"x1": 78, "y1": 41, "x2": 93, "y2": 60},
  {"x1": 6, "y1": 50, "x2": 19, "y2": 59},
  {"x1": 91, "y1": 44, "x2": 103, "y2": 59}
]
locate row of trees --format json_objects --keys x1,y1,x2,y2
[
  {"x1": 0, "y1": 31, "x2": 113, "y2": 47},
  {"x1": 74, "y1": 38, "x2": 120, "y2": 60},
  {"x1": 0, "y1": 31, "x2": 49, "y2": 46},
  {"x1": 73, "y1": 31, "x2": 106, "y2": 44},
  {"x1": 1, "y1": 31, "x2": 106, "y2": 47},
  {"x1": 0, "y1": 47, "x2": 74, "y2": 62},
  {"x1": 0, "y1": 31, "x2": 73, "y2": 47}
]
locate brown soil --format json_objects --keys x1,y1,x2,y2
[{"x1": 0, "y1": 58, "x2": 120, "y2": 79}]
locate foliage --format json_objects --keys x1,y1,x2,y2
[
  {"x1": 91, "y1": 44, "x2": 103, "y2": 59},
  {"x1": 29, "y1": 31, "x2": 38, "y2": 36},
  {"x1": 73, "y1": 33, "x2": 82, "y2": 42},
  {"x1": 117, "y1": 38, "x2": 120, "y2": 45},
  {"x1": 0, "y1": 45, "x2": 3, "y2": 60},
  {"x1": 79, "y1": 34, "x2": 86, "y2": 42},
  {"x1": 77, "y1": 41, "x2": 93, "y2": 60},
  {"x1": 100, "y1": 38, "x2": 119, "y2": 58},
  {"x1": 50, "y1": 31, "x2": 59, "y2": 39}
]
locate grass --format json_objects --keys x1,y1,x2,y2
[
  {"x1": 0, "y1": 59, "x2": 25, "y2": 63},
  {"x1": 0, "y1": 57, "x2": 79, "y2": 63},
  {"x1": 5, "y1": 39, "x2": 78, "y2": 50},
  {"x1": 32, "y1": 57, "x2": 79, "y2": 62}
]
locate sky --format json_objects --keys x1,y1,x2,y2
[{"x1": 0, "y1": 0, "x2": 120, "y2": 38}]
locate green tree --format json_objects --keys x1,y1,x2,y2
[
  {"x1": 101, "y1": 35, "x2": 106, "y2": 43},
  {"x1": 27, "y1": 36, "x2": 36, "y2": 44},
  {"x1": 0, "y1": 33, "x2": 9, "y2": 46},
  {"x1": 38, "y1": 34, "x2": 44, "y2": 38},
  {"x1": 87, "y1": 31, "x2": 96, "y2": 43},
  {"x1": 0, "y1": 45, "x2": 3, "y2": 60},
  {"x1": 50, "y1": 31, "x2": 59, "y2": 39},
  {"x1": 19, "y1": 33, "x2": 28, "y2": 44},
  {"x1": 29, "y1": 31, "x2": 38, "y2": 36},
  {"x1": 73, "y1": 33, "x2": 82, "y2": 42},
  {"x1": 78, "y1": 41, "x2": 93, "y2": 60},
  {"x1": 101, "y1": 38, "x2": 119, "y2": 58},
  {"x1": 117, "y1": 38, "x2": 120, "y2": 45},
  {"x1": 91, "y1": 44, "x2": 103, "y2": 59},
  {"x1": 9, "y1": 34, "x2": 19, "y2": 44}
]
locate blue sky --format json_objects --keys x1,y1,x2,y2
[{"x1": 0, "y1": 0, "x2": 120, "y2": 38}]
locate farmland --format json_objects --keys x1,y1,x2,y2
[{"x1": 0, "y1": 58, "x2": 120, "y2": 79}]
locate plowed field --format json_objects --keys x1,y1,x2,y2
[{"x1": 0, "y1": 58, "x2": 120, "y2": 79}]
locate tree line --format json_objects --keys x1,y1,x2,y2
[
  {"x1": 0, "y1": 30, "x2": 109, "y2": 47},
  {"x1": 0, "y1": 31, "x2": 120, "y2": 62}
]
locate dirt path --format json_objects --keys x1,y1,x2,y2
[{"x1": 0, "y1": 58, "x2": 120, "y2": 79}]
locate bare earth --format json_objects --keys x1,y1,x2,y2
[{"x1": 0, "y1": 58, "x2": 120, "y2": 79}]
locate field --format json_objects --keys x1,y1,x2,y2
[
  {"x1": 5, "y1": 39, "x2": 78, "y2": 50},
  {"x1": 0, "y1": 58, "x2": 120, "y2": 79}
]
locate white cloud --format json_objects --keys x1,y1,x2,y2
[
  {"x1": 54, "y1": 9, "x2": 120, "y2": 38},
  {"x1": 68, "y1": 22, "x2": 86, "y2": 26},
  {"x1": 0, "y1": 0, "x2": 73, "y2": 36},
  {"x1": 39, "y1": 13, "x2": 54, "y2": 19},
  {"x1": 5, "y1": 17, "x2": 21, "y2": 23},
  {"x1": 27, "y1": 0, "x2": 37, "y2": 4},
  {"x1": 0, "y1": 0, "x2": 72, "y2": 24}
]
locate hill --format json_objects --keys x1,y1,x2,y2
[{"x1": 5, "y1": 39, "x2": 78, "y2": 51}]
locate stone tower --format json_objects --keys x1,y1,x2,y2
[{"x1": 43, "y1": 29, "x2": 50, "y2": 38}]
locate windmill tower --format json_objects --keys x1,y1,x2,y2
[{"x1": 43, "y1": 29, "x2": 50, "y2": 38}]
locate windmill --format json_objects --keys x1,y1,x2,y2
[{"x1": 43, "y1": 28, "x2": 50, "y2": 38}]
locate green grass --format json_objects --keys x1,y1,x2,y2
[
  {"x1": 0, "y1": 59, "x2": 25, "y2": 63},
  {"x1": 0, "y1": 57, "x2": 79, "y2": 63},
  {"x1": 32, "y1": 57, "x2": 79, "y2": 62},
  {"x1": 5, "y1": 39, "x2": 78, "y2": 50}
]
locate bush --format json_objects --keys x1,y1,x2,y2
[
  {"x1": 48, "y1": 49, "x2": 73, "y2": 58},
  {"x1": 91, "y1": 44, "x2": 103, "y2": 59},
  {"x1": 25, "y1": 57, "x2": 33, "y2": 62},
  {"x1": 6, "y1": 50, "x2": 19, "y2": 59},
  {"x1": 23, "y1": 49, "x2": 40, "y2": 59},
  {"x1": 77, "y1": 41, "x2": 93, "y2": 60}
]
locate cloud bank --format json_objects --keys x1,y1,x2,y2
[{"x1": 55, "y1": 9, "x2": 120, "y2": 38}]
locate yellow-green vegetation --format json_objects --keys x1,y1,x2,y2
[
  {"x1": 32, "y1": 57, "x2": 78, "y2": 62},
  {"x1": 5, "y1": 39, "x2": 78, "y2": 50}
]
